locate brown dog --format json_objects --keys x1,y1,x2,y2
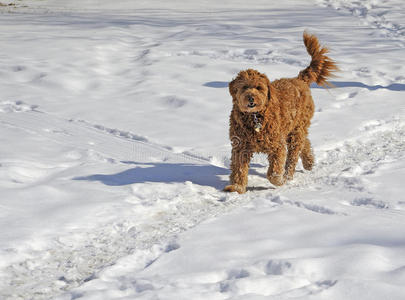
[{"x1": 224, "y1": 32, "x2": 338, "y2": 193}]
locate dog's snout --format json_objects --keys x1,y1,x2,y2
[
  {"x1": 247, "y1": 95, "x2": 256, "y2": 108},
  {"x1": 247, "y1": 94, "x2": 256, "y2": 108}
]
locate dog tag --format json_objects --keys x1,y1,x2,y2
[{"x1": 254, "y1": 123, "x2": 262, "y2": 132}]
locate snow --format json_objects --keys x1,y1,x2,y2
[{"x1": 0, "y1": 0, "x2": 405, "y2": 299}]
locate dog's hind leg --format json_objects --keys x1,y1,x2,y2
[{"x1": 300, "y1": 137, "x2": 314, "y2": 171}]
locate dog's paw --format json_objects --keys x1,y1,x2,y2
[
  {"x1": 224, "y1": 184, "x2": 246, "y2": 194},
  {"x1": 302, "y1": 161, "x2": 314, "y2": 171},
  {"x1": 285, "y1": 173, "x2": 294, "y2": 181},
  {"x1": 268, "y1": 174, "x2": 286, "y2": 186}
]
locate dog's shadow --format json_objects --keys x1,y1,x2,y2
[
  {"x1": 74, "y1": 161, "x2": 230, "y2": 190},
  {"x1": 74, "y1": 161, "x2": 275, "y2": 191},
  {"x1": 204, "y1": 80, "x2": 405, "y2": 92}
]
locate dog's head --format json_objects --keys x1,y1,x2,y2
[{"x1": 229, "y1": 69, "x2": 271, "y2": 113}]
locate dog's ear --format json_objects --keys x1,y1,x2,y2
[
  {"x1": 261, "y1": 73, "x2": 272, "y2": 100},
  {"x1": 229, "y1": 71, "x2": 247, "y2": 99},
  {"x1": 267, "y1": 79, "x2": 272, "y2": 100},
  {"x1": 229, "y1": 78, "x2": 238, "y2": 99}
]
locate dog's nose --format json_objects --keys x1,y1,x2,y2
[{"x1": 247, "y1": 95, "x2": 256, "y2": 108}]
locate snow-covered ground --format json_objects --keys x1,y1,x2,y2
[{"x1": 1, "y1": 0, "x2": 405, "y2": 299}]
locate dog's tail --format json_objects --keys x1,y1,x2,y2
[{"x1": 298, "y1": 31, "x2": 339, "y2": 87}]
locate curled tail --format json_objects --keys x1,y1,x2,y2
[{"x1": 298, "y1": 31, "x2": 339, "y2": 87}]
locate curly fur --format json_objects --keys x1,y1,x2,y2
[{"x1": 224, "y1": 32, "x2": 338, "y2": 194}]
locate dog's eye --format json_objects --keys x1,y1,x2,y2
[
  {"x1": 257, "y1": 86, "x2": 263, "y2": 90},
  {"x1": 243, "y1": 85, "x2": 249, "y2": 90}
]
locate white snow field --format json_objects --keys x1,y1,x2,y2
[{"x1": 1, "y1": 0, "x2": 405, "y2": 299}]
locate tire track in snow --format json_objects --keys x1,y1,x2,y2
[{"x1": 0, "y1": 108, "x2": 209, "y2": 166}]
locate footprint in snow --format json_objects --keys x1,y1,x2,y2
[
  {"x1": 165, "y1": 241, "x2": 180, "y2": 253},
  {"x1": 265, "y1": 260, "x2": 292, "y2": 275},
  {"x1": 162, "y1": 96, "x2": 187, "y2": 109},
  {"x1": 350, "y1": 197, "x2": 389, "y2": 209},
  {"x1": 12, "y1": 65, "x2": 26, "y2": 72},
  {"x1": 335, "y1": 91, "x2": 358, "y2": 101},
  {"x1": 220, "y1": 269, "x2": 250, "y2": 293},
  {"x1": 227, "y1": 269, "x2": 250, "y2": 280}
]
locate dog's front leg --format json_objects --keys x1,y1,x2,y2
[
  {"x1": 267, "y1": 144, "x2": 287, "y2": 186},
  {"x1": 224, "y1": 148, "x2": 252, "y2": 194}
]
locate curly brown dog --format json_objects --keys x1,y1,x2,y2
[{"x1": 224, "y1": 32, "x2": 338, "y2": 193}]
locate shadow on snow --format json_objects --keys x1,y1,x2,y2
[
  {"x1": 203, "y1": 81, "x2": 229, "y2": 88},
  {"x1": 312, "y1": 81, "x2": 405, "y2": 91},
  {"x1": 203, "y1": 81, "x2": 405, "y2": 91},
  {"x1": 74, "y1": 162, "x2": 230, "y2": 190}
]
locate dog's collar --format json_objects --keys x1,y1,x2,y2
[
  {"x1": 252, "y1": 112, "x2": 263, "y2": 132},
  {"x1": 239, "y1": 111, "x2": 264, "y2": 132}
]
